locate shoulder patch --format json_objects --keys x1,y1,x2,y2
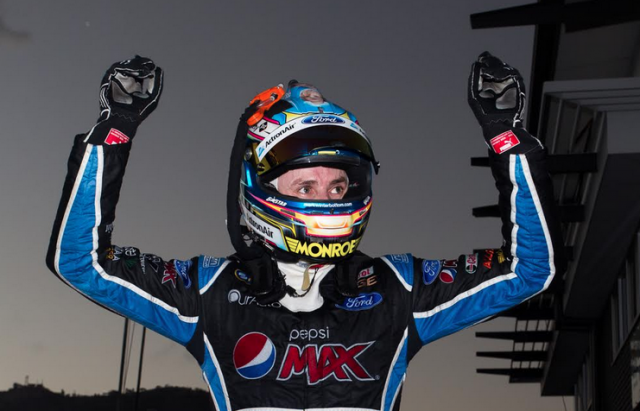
[
  {"x1": 198, "y1": 256, "x2": 229, "y2": 295},
  {"x1": 381, "y1": 254, "x2": 413, "y2": 291}
]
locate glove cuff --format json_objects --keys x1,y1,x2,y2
[
  {"x1": 85, "y1": 116, "x2": 139, "y2": 146},
  {"x1": 482, "y1": 124, "x2": 542, "y2": 156}
]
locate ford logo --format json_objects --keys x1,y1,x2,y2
[
  {"x1": 336, "y1": 292, "x2": 383, "y2": 311},
  {"x1": 302, "y1": 115, "x2": 345, "y2": 125}
]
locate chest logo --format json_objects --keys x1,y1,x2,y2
[
  {"x1": 277, "y1": 342, "x2": 375, "y2": 384},
  {"x1": 335, "y1": 292, "x2": 383, "y2": 311},
  {"x1": 233, "y1": 332, "x2": 277, "y2": 379}
]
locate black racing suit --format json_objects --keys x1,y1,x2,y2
[{"x1": 46, "y1": 133, "x2": 562, "y2": 411}]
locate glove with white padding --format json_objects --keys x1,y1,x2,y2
[
  {"x1": 85, "y1": 55, "x2": 163, "y2": 145},
  {"x1": 468, "y1": 51, "x2": 542, "y2": 155}
]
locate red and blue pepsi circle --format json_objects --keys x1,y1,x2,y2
[
  {"x1": 439, "y1": 268, "x2": 457, "y2": 284},
  {"x1": 233, "y1": 332, "x2": 276, "y2": 379}
]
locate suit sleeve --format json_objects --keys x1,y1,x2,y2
[
  {"x1": 46, "y1": 134, "x2": 201, "y2": 346},
  {"x1": 410, "y1": 147, "x2": 564, "y2": 345}
]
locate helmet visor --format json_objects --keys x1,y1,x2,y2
[{"x1": 252, "y1": 124, "x2": 377, "y2": 176}]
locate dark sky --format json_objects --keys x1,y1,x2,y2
[{"x1": 0, "y1": 1, "x2": 571, "y2": 410}]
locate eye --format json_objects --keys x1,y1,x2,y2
[
  {"x1": 298, "y1": 186, "x2": 312, "y2": 195},
  {"x1": 330, "y1": 186, "x2": 344, "y2": 194}
]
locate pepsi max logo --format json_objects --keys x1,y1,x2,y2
[
  {"x1": 233, "y1": 332, "x2": 276, "y2": 379},
  {"x1": 336, "y1": 292, "x2": 382, "y2": 311},
  {"x1": 440, "y1": 268, "x2": 456, "y2": 284},
  {"x1": 422, "y1": 260, "x2": 441, "y2": 285},
  {"x1": 302, "y1": 115, "x2": 345, "y2": 124}
]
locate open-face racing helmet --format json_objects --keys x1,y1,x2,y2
[{"x1": 235, "y1": 81, "x2": 379, "y2": 263}]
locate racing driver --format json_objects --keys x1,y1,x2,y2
[{"x1": 47, "y1": 53, "x2": 564, "y2": 411}]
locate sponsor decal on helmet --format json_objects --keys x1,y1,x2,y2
[
  {"x1": 228, "y1": 289, "x2": 281, "y2": 308},
  {"x1": 242, "y1": 204, "x2": 287, "y2": 250},
  {"x1": 285, "y1": 237, "x2": 362, "y2": 259},
  {"x1": 496, "y1": 249, "x2": 506, "y2": 263},
  {"x1": 422, "y1": 260, "x2": 441, "y2": 285},
  {"x1": 465, "y1": 254, "x2": 478, "y2": 274},
  {"x1": 233, "y1": 332, "x2": 277, "y2": 379},
  {"x1": 255, "y1": 114, "x2": 369, "y2": 162},
  {"x1": 336, "y1": 292, "x2": 383, "y2": 311},
  {"x1": 277, "y1": 341, "x2": 375, "y2": 384},
  {"x1": 256, "y1": 123, "x2": 297, "y2": 161},
  {"x1": 301, "y1": 114, "x2": 345, "y2": 124},
  {"x1": 174, "y1": 259, "x2": 193, "y2": 289},
  {"x1": 301, "y1": 202, "x2": 353, "y2": 208},
  {"x1": 266, "y1": 197, "x2": 287, "y2": 206}
]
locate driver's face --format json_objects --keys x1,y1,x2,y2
[{"x1": 276, "y1": 167, "x2": 348, "y2": 200}]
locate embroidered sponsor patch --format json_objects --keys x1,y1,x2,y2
[
  {"x1": 174, "y1": 259, "x2": 193, "y2": 289},
  {"x1": 483, "y1": 249, "x2": 495, "y2": 269},
  {"x1": 422, "y1": 260, "x2": 441, "y2": 285},
  {"x1": 161, "y1": 262, "x2": 178, "y2": 288},
  {"x1": 235, "y1": 269, "x2": 252, "y2": 285},
  {"x1": 336, "y1": 292, "x2": 383, "y2": 311},
  {"x1": 357, "y1": 266, "x2": 377, "y2": 288},
  {"x1": 233, "y1": 332, "x2": 277, "y2": 379},
  {"x1": 490, "y1": 130, "x2": 520, "y2": 154},
  {"x1": 465, "y1": 254, "x2": 478, "y2": 274},
  {"x1": 202, "y1": 256, "x2": 221, "y2": 268},
  {"x1": 439, "y1": 268, "x2": 456, "y2": 284},
  {"x1": 104, "y1": 128, "x2": 130, "y2": 145},
  {"x1": 388, "y1": 254, "x2": 410, "y2": 263}
]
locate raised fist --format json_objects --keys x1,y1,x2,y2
[
  {"x1": 468, "y1": 52, "x2": 542, "y2": 155},
  {"x1": 98, "y1": 55, "x2": 163, "y2": 124},
  {"x1": 85, "y1": 56, "x2": 163, "y2": 145},
  {"x1": 468, "y1": 52, "x2": 525, "y2": 128}
]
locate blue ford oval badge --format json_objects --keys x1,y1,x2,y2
[
  {"x1": 302, "y1": 114, "x2": 345, "y2": 125},
  {"x1": 336, "y1": 292, "x2": 383, "y2": 311}
]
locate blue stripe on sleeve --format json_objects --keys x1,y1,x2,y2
[
  {"x1": 57, "y1": 146, "x2": 197, "y2": 345},
  {"x1": 413, "y1": 155, "x2": 552, "y2": 345}
]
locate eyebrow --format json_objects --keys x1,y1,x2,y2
[{"x1": 291, "y1": 176, "x2": 348, "y2": 186}]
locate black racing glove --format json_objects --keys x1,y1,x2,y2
[
  {"x1": 468, "y1": 52, "x2": 542, "y2": 155},
  {"x1": 85, "y1": 55, "x2": 163, "y2": 145}
]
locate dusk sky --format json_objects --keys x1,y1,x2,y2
[{"x1": 0, "y1": 1, "x2": 572, "y2": 410}]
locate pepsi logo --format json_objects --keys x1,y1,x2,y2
[
  {"x1": 439, "y1": 268, "x2": 457, "y2": 284},
  {"x1": 233, "y1": 332, "x2": 276, "y2": 379}
]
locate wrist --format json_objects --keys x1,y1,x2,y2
[
  {"x1": 85, "y1": 116, "x2": 139, "y2": 146},
  {"x1": 482, "y1": 124, "x2": 542, "y2": 155}
]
